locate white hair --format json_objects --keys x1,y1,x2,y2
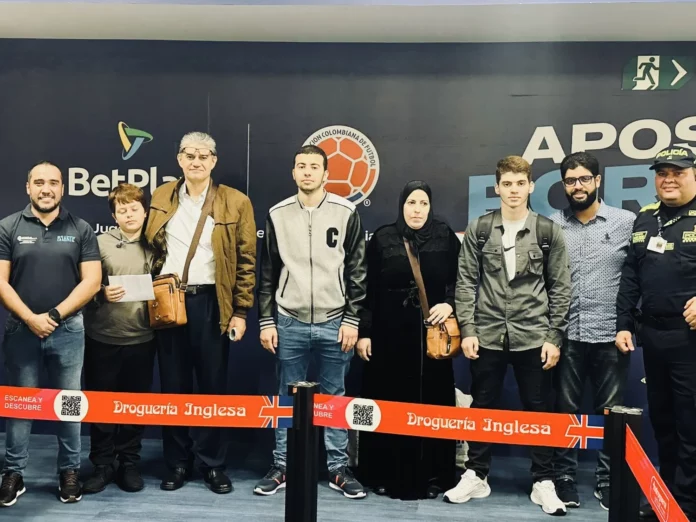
[{"x1": 179, "y1": 132, "x2": 217, "y2": 154}]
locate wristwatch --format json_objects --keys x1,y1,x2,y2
[{"x1": 48, "y1": 308, "x2": 62, "y2": 323}]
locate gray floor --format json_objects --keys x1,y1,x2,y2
[{"x1": 0, "y1": 434, "x2": 609, "y2": 521}]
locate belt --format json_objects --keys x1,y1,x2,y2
[
  {"x1": 182, "y1": 284, "x2": 215, "y2": 295},
  {"x1": 642, "y1": 315, "x2": 689, "y2": 330}
]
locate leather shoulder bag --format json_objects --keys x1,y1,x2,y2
[
  {"x1": 404, "y1": 239, "x2": 461, "y2": 360},
  {"x1": 149, "y1": 181, "x2": 217, "y2": 329}
]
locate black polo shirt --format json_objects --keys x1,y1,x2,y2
[{"x1": 0, "y1": 205, "x2": 100, "y2": 314}]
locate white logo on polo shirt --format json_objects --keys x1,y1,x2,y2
[{"x1": 16, "y1": 236, "x2": 37, "y2": 245}]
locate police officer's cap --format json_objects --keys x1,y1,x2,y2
[{"x1": 650, "y1": 145, "x2": 696, "y2": 170}]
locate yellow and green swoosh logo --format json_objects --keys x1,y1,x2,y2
[{"x1": 118, "y1": 121, "x2": 153, "y2": 160}]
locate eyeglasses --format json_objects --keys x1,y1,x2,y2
[
  {"x1": 179, "y1": 147, "x2": 216, "y2": 161},
  {"x1": 562, "y1": 175, "x2": 596, "y2": 187}
]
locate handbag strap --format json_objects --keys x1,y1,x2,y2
[
  {"x1": 403, "y1": 239, "x2": 431, "y2": 320},
  {"x1": 181, "y1": 179, "x2": 217, "y2": 286}
]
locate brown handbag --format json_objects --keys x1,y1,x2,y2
[
  {"x1": 148, "y1": 181, "x2": 217, "y2": 329},
  {"x1": 404, "y1": 239, "x2": 462, "y2": 360}
]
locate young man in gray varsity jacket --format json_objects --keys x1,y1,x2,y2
[{"x1": 254, "y1": 145, "x2": 368, "y2": 499}]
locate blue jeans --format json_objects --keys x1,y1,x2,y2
[
  {"x1": 273, "y1": 315, "x2": 352, "y2": 473},
  {"x1": 2, "y1": 313, "x2": 85, "y2": 475},
  {"x1": 553, "y1": 340, "x2": 629, "y2": 488}
]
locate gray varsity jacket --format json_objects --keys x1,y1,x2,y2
[{"x1": 258, "y1": 192, "x2": 367, "y2": 329}]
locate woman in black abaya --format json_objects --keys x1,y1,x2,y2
[{"x1": 356, "y1": 181, "x2": 460, "y2": 501}]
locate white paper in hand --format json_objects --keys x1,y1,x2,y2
[{"x1": 108, "y1": 275, "x2": 155, "y2": 302}]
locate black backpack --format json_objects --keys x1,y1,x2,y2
[{"x1": 474, "y1": 211, "x2": 555, "y2": 288}]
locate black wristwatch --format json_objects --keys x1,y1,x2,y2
[{"x1": 48, "y1": 308, "x2": 62, "y2": 323}]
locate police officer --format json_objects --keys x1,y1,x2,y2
[{"x1": 616, "y1": 145, "x2": 696, "y2": 521}]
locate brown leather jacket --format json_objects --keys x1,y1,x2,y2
[{"x1": 145, "y1": 178, "x2": 257, "y2": 332}]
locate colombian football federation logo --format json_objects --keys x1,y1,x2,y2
[
  {"x1": 118, "y1": 121, "x2": 153, "y2": 160},
  {"x1": 303, "y1": 125, "x2": 380, "y2": 205}
]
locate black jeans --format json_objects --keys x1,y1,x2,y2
[
  {"x1": 553, "y1": 340, "x2": 629, "y2": 488},
  {"x1": 156, "y1": 288, "x2": 229, "y2": 472},
  {"x1": 84, "y1": 336, "x2": 156, "y2": 466},
  {"x1": 642, "y1": 324, "x2": 696, "y2": 519},
  {"x1": 466, "y1": 344, "x2": 555, "y2": 482}
]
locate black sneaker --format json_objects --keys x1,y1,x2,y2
[
  {"x1": 82, "y1": 464, "x2": 115, "y2": 494},
  {"x1": 328, "y1": 467, "x2": 366, "y2": 499},
  {"x1": 253, "y1": 466, "x2": 286, "y2": 496},
  {"x1": 117, "y1": 463, "x2": 144, "y2": 493},
  {"x1": 555, "y1": 478, "x2": 580, "y2": 508},
  {"x1": 594, "y1": 485, "x2": 610, "y2": 511},
  {"x1": 0, "y1": 472, "x2": 26, "y2": 507},
  {"x1": 640, "y1": 502, "x2": 658, "y2": 520},
  {"x1": 59, "y1": 470, "x2": 82, "y2": 503}
]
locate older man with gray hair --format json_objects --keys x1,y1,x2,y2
[{"x1": 145, "y1": 132, "x2": 257, "y2": 494}]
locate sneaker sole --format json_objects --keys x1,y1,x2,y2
[
  {"x1": 58, "y1": 487, "x2": 82, "y2": 504},
  {"x1": 253, "y1": 482, "x2": 286, "y2": 496},
  {"x1": 563, "y1": 500, "x2": 580, "y2": 508},
  {"x1": 328, "y1": 482, "x2": 367, "y2": 499},
  {"x1": 594, "y1": 490, "x2": 609, "y2": 511},
  {"x1": 530, "y1": 491, "x2": 566, "y2": 516},
  {"x1": 443, "y1": 484, "x2": 491, "y2": 504},
  {"x1": 0, "y1": 486, "x2": 26, "y2": 507}
]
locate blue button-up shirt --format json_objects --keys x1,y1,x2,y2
[{"x1": 550, "y1": 201, "x2": 636, "y2": 343}]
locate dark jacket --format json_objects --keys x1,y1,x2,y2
[{"x1": 455, "y1": 210, "x2": 571, "y2": 350}]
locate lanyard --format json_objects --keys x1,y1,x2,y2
[{"x1": 656, "y1": 214, "x2": 684, "y2": 237}]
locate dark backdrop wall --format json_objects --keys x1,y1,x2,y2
[{"x1": 2, "y1": 39, "x2": 694, "y2": 462}]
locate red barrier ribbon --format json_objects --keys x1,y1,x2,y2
[
  {"x1": 625, "y1": 425, "x2": 689, "y2": 522},
  {"x1": 313, "y1": 394, "x2": 604, "y2": 449},
  {"x1": 0, "y1": 386, "x2": 605, "y2": 450},
  {"x1": 0, "y1": 386, "x2": 294, "y2": 429}
]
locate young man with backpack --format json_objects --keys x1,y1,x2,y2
[{"x1": 446, "y1": 156, "x2": 571, "y2": 516}]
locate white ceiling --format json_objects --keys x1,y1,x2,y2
[{"x1": 0, "y1": 2, "x2": 694, "y2": 42}]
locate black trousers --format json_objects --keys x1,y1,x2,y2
[
  {"x1": 466, "y1": 344, "x2": 555, "y2": 482},
  {"x1": 642, "y1": 324, "x2": 696, "y2": 519},
  {"x1": 553, "y1": 340, "x2": 629, "y2": 487},
  {"x1": 156, "y1": 288, "x2": 229, "y2": 472},
  {"x1": 84, "y1": 336, "x2": 156, "y2": 466}
]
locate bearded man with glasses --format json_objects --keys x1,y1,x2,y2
[
  {"x1": 548, "y1": 152, "x2": 635, "y2": 511},
  {"x1": 144, "y1": 132, "x2": 257, "y2": 495}
]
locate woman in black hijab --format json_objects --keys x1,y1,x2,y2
[{"x1": 356, "y1": 181, "x2": 460, "y2": 501}]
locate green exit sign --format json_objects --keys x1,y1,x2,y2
[{"x1": 622, "y1": 56, "x2": 694, "y2": 91}]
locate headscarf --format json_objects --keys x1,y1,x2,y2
[{"x1": 395, "y1": 180, "x2": 435, "y2": 254}]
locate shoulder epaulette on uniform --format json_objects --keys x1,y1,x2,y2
[{"x1": 640, "y1": 202, "x2": 660, "y2": 212}]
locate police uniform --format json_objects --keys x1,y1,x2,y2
[{"x1": 616, "y1": 146, "x2": 696, "y2": 520}]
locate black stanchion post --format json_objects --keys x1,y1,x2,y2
[
  {"x1": 623, "y1": 408, "x2": 643, "y2": 522},
  {"x1": 607, "y1": 405, "x2": 643, "y2": 522},
  {"x1": 285, "y1": 381, "x2": 319, "y2": 522},
  {"x1": 607, "y1": 406, "x2": 626, "y2": 522}
]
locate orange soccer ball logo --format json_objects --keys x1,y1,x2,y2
[{"x1": 305, "y1": 126, "x2": 380, "y2": 205}]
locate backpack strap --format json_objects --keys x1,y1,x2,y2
[
  {"x1": 535, "y1": 214, "x2": 555, "y2": 289},
  {"x1": 475, "y1": 211, "x2": 496, "y2": 275}
]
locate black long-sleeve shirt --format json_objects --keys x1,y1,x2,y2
[{"x1": 616, "y1": 197, "x2": 696, "y2": 332}]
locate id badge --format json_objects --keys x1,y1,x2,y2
[{"x1": 647, "y1": 236, "x2": 666, "y2": 254}]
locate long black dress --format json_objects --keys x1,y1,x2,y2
[{"x1": 357, "y1": 221, "x2": 460, "y2": 500}]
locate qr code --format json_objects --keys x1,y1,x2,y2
[
  {"x1": 61, "y1": 396, "x2": 82, "y2": 417},
  {"x1": 352, "y1": 404, "x2": 374, "y2": 426}
]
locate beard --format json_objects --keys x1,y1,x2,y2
[
  {"x1": 31, "y1": 195, "x2": 60, "y2": 214},
  {"x1": 566, "y1": 186, "x2": 598, "y2": 211}
]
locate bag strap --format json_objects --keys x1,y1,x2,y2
[
  {"x1": 475, "y1": 211, "x2": 496, "y2": 274},
  {"x1": 535, "y1": 214, "x2": 554, "y2": 290},
  {"x1": 181, "y1": 180, "x2": 217, "y2": 287},
  {"x1": 403, "y1": 239, "x2": 431, "y2": 320}
]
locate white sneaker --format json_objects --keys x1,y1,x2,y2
[
  {"x1": 443, "y1": 469, "x2": 491, "y2": 504},
  {"x1": 530, "y1": 480, "x2": 567, "y2": 516}
]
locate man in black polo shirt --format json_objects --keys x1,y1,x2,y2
[{"x1": 0, "y1": 162, "x2": 101, "y2": 507}]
